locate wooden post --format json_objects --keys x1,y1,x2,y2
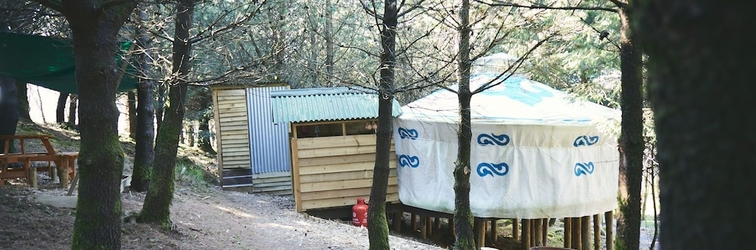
[
  {"x1": 434, "y1": 217, "x2": 441, "y2": 230},
  {"x1": 474, "y1": 219, "x2": 486, "y2": 248},
  {"x1": 449, "y1": 217, "x2": 457, "y2": 238},
  {"x1": 490, "y1": 219, "x2": 498, "y2": 243},
  {"x1": 564, "y1": 218, "x2": 572, "y2": 248},
  {"x1": 571, "y1": 217, "x2": 582, "y2": 250},
  {"x1": 605, "y1": 211, "x2": 614, "y2": 250},
  {"x1": 581, "y1": 216, "x2": 590, "y2": 250},
  {"x1": 542, "y1": 218, "x2": 549, "y2": 246},
  {"x1": 411, "y1": 213, "x2": 417, "y2": 232},
  {"x1": 534, "y1": 219, "x2": 543, "y2": 246},
  {"x1": 29, "y1": 166, "x2": 37, "y2": 188},
  {"x1": 513, "y1": 219, "x2": 519, "y2": 241},
  {"x1": 593, "y1": 214, "x2": 601, "y2": 250},
  {"x1": 392, "y1": 212, "x2": 402, "y2": 233},
  {"x1": 521, "y1": 219, "x2": 531, "y2": 250},
  {"x1": 420, "y1": 216, "x2": 428, "y2": 240},
  {"x1": 531, "y1": 219, "x2": 537, "y2": 247},
  {"x1": 426, "y1": 217, "x2": 433, "y2": 236}
]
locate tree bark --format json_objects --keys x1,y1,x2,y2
[
  {"x1": 59, "y1": 1, "x2": 136, "y2": 249},
  {"x1": 16, "y1": 81, "x2": 30, "y2": 122},
  {"x1": 130, "y1": 5, "x2": 156, "y2": 193},
  {"x1": 367, "y1": 1, "x2": 398, "y2": 249},
  {"x1": 0, "y1": 75, "x2": 19, "y2": 153},
  {"x1": 636, "y1": 1, "x2": 756, "y2": 249},
  {"x1": 127, "y1": 90, "x2": 137, "y2": 139},
  {"x1": 615, "y1": 4, "x2": 643, "y2": 250},
  {"x1": 324, "y1": 0, "x2": 334, "y2": 85},
  {"x1": 453, "y1": 1, "x2": 476, "y2": 249},
  {"x1": 139, "y1": 0, "x2": 193, "y2": 227},
  {"x1": 56, "y1": 92, "x2": 68, "y2": 123},
  {"x1": 67, "y1": 94, "x2": 77, "y2": 127}
]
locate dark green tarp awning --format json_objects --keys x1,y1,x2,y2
[{"x1": 0, "y1": 32, "x2": 139, "y2": 94}]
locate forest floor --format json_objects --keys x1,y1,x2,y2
[
  {"x1": 0, "y1": 121, "x2": 444, "y2": 250},
  {"x1": 0, "y1": 121, "x2": 659, "y2": 250}
]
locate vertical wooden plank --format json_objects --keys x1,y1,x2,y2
[
  {"x1": 513, "y1": 219, "x2": 519, "y2": 242},
  {"x1": 521, "y1": 219, "x2": 530, "y2": 250},
  {"x1": 581, "y1": 216, "x2": 591, "y2": 250},
  {"x1": 290, "y1": 136, "x2": 302, "y2": 212},
  {"x1": 434, "y1": 217, "x2": 442, "y2": 230},
  {"x1": 564, "y1": 217, "x2": 572, "y2": 248},
  {"x1": 605, "y1": 211, "x2": 614, "y2": 250},
  {"x1": 593, "y1": 214, "x2": 601, "y2": 250},
  {"x1": 535, "y1": 219, "x2": 540, "y2": 246},
  {"x1": 341, "y1": 122, "x2": 346, "y2": 136}
]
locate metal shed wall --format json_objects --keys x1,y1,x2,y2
[
  {"x1": 246, "y1": 86, "x2": 291, "y2": 174},
  {"x1": 212, "y1": 84, "x2": 292, "y2": 195}
]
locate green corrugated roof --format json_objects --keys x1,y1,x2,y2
[{"x1": 271, "y1": 87, "x2": 402, "y2": 123}]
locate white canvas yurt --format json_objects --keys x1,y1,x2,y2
[{"x1": 392, "y1": 54, "x2": 621, "y2": 219}]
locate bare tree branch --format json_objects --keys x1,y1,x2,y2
[
  {"x1": 32, "y1": 0, "x2": 64, "y2": 13},
  {"x1": 189, "y1": 1, "x2": 266, "y2": 44},
  {"x1": 472, "y1": 32, "x2": 556, "y2": 95},
  {"x1": 474, "y1": 0, "x2": 618, "y2": 13}
]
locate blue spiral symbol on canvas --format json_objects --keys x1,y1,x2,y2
[
  {"x1": 477, "y1": 133, "x2": 510, "y2": 146},
  {"x1": 398, "y1": 127, "x2": 419, "y2": 140},
  {"x1": 574, "y1": 162, "x2": 595, "y2": 176},
  {"x1": 398, "y1": 155, "x2": 420, "y2": 168},
  {"x1": 573, "y1": 135, "x2": 600, "y2": 147},
  {"x1": 477, "y1": 162, "x2": 509, "y2": 177}
]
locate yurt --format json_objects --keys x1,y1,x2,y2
[{"x1": 392, "y1": 54, "x2": 621, "y2": 219}]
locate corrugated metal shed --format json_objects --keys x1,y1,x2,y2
[{"x1": 271, "y1": 87, "x2": 402, "y2": 123}]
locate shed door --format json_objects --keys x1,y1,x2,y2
[{"x1": 246, "y1": 86, "x2": 291, "y2": 174}]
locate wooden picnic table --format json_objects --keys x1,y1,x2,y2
[{"x1": 0, "y1": 134, "x2": 78, "y2": 188}]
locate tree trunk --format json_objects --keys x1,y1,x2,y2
[
  {"x1": 131, "y1": 5, "x2": 156, "y2": 193},
  {"x1": 61, "y1": 1, "x2": 136, "y2": 249},
  {"x1": 139, "y1": 0, "x2": 193, "y2": 227},
  {"x1": 453, "y1": 1, "x2": 476, "y2": 249},
  {"x1": 615, "y1": 5, "x2": 643, "y2": 250},
  {"x1": 324, "y1": 0, "x2": 334, "y2": 85},
  {"x1": 127, "y1": 90, "x2": 137, "y2": 139},
  {"x1": 67, "y1": 95, "x2": 77, "y2": 127},
  {"x1": 16, "y1": 81, "x2": 30, "y2": 122},
  {"x1": 56, "y1": 92, "x2": 68, "y2": 123},
  {"x1": 197, "y1": 116, "x2": 214, "y2": 153},
  {"x1": 367, "y1": 1, "x2": 397, "y2": 249},
  {"x1": 0, "y1": 75, "x2": 19, "y2": 153},
  {"x1": 636, "y1": 1, "x2": 755, "y2": 249},
  {"x1": 156, "y1": 82, "x2": 166, "y2": 130}
]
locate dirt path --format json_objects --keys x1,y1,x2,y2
[{"x1": 0, "y1": 183, "x2": 444, "y2": 250}]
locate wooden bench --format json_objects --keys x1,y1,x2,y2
[{"x1": 0, "y1": 135, "x2": 78, "y2": 187}]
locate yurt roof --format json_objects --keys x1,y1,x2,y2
[{"x1": 400, "y1": 73, "x2": 620, "y2": 126}]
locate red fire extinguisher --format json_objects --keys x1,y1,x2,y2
[{"x1": 352, "y1": 198, "x2": 368, "y2": 227}]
